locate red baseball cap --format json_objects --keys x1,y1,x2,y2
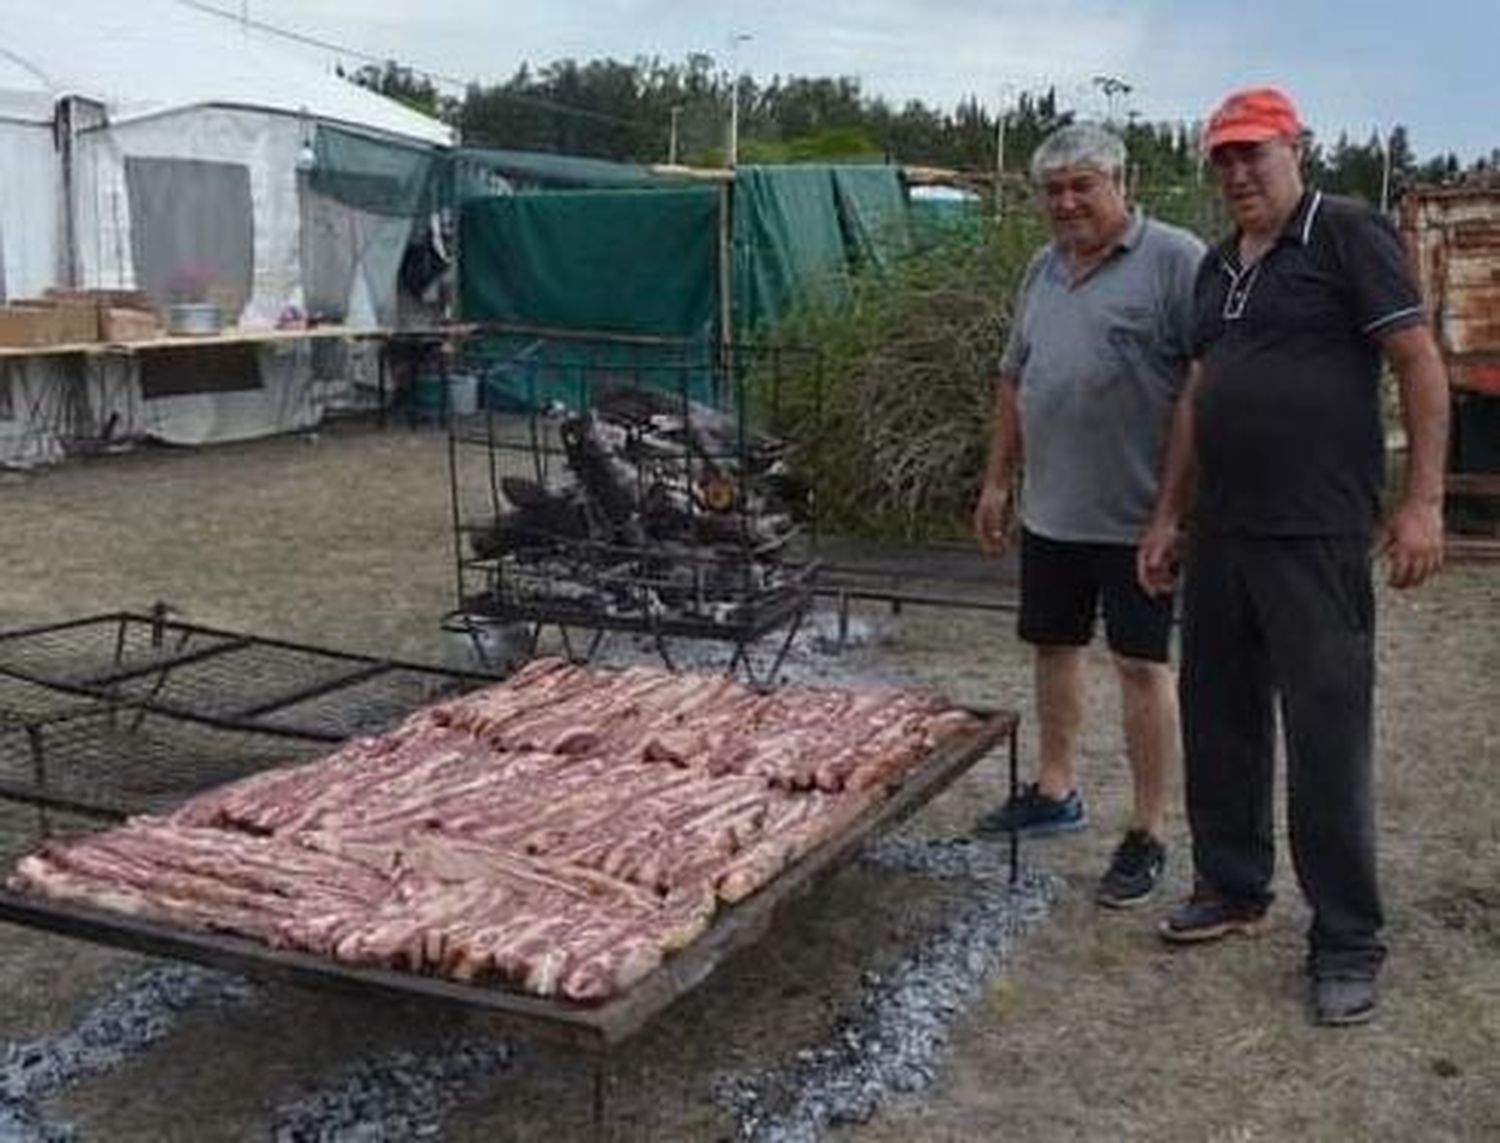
[{"x1": 1203, "y1": 87, "x2": 1303, "y2": 152}]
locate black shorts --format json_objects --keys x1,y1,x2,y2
[{"x1": 1017, "y1": 528, "x2": 1174, "y2": 662}]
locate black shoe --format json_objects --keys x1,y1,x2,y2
[
  {"x1": 1159, "y1": 886, "x2": 1269, "y2": 943},
  {"x1": 974, "y1": 782, "x2": 1086, "y2": 838},
  {"x1": 1096, "y1": 829, "x2": 1167, "y2": 908},
  {"x1": 1312, "y1": 975, "x2": 1379, "y2": 1026}
]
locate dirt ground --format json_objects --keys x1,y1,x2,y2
[{"x1": 1, "y1": 419, "x2": 1496, "y2": 1141}]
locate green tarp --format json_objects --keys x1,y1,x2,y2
[
  {"x1": 909, "y1": 196, "x2": 984, "y2": 246},
  {"x1": 308, "y1": 125, "x2": 442, "y2": 217},
  {"x1": 731, "y1": 165, "x2": 851, "y2": 333},
  {"x1": 459, "y1": 186, "x2": 721, "y2": 337},
  {"x1": 831, "y1": 166, "x2": 912, "y2": 270},
  {"x1": 458, "y1": 331, "x2": 720, "y2": 412},
  {"x1": 458, "y1": 165, "x2": 915, "y2": 341},
  {"x1": 453, "y1": 147, "x2": 672, "y2": 191}
]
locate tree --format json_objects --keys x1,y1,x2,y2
[
  {"x1": 343, "y1": 50, "x2": 1472, "y2": 194},
  {"x1": 344, "y1": 61, "x2": 453, "y2": 121}
]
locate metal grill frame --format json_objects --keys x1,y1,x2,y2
[
  {"x1": 0, "y1": 611, "x2": 1022, "y2": 1056},
  {"x1": 446, "y1": 333, "x2": 826, "y2": 683},
  {"x1": 0, "y1": 610, "x2": 503, "y2": 825},
  {"x1": 0, "y1": 610, "x2": 501, "y2": 743}
]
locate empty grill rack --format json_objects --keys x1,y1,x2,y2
[
  {"x1": 0, "y1": 611, "x2": 499, "y2": 740},
  {"x1": 0, "y1": 610, "x2": 501, "y2": 826}
]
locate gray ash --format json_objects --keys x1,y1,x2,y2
[
  {"x1": 269, "y1": 1037, "x2": 515, "y2": 1143},
  {"x1": 714, "y1": 845, "x2": 1056, "y2": 1142},
  {"x1": 0, "y1": 964, "x2": 257, "y2": 1140}
]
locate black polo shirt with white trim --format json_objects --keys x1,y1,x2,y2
[{"x1": 1191, "y1": 190, "x2": 1425, "y2": 536}]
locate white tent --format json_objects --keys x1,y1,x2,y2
[{"x1": 0, "y1": 0, "x2": 452, "y2": 464}]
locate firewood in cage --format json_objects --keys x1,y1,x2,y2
[{"x1": 559, "y1": 412, "x2": 640, "y2": 528}]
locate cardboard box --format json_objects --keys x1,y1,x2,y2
[
  {"x1": 101, "y1": 307, "x2": 161, "y2": 343},
  {"x1": 0, "y1": 304, "x2": 63, "y2": 347},
  {"x1": 50, "y1": 299, "x2": 100, "y2": 344},
  {"x1": 45, "y1": 288, "x2": 163, "y2": 344},
  {"x1": 46, "y1": 287, "x2": 152, "y2": 311}
]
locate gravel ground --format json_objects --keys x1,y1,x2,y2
[{"x1": 0, "y1": 419, "x2": 1496, "y2": 1142}]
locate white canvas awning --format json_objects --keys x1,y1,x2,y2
[{"x1": 0, "y1": 0, "x2": 450, "y2": 144}]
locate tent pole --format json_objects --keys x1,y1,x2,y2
[
  {"x1": 716, "y1": 180, "x2": 733, "y2": 407},
  {"x1": 56, "y1": 97, "x2": 80, "y2": 288}
]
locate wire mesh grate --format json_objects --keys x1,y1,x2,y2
[{"x1": 0, "y1": 613, "x2": 500, "y2": 828}]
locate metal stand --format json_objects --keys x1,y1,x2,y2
[
  {"x1": 1008, "y1": 715, "x2": 1021, "y2": 887},
  {"x1": 446, "y1": 330, "x2": 822, "y2": 685},
  {"x1": 591, "y1": 1054, "x2": 618, "y2": 1143}
]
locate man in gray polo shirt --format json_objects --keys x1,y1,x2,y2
[{"x1": 973, "y1": 124, "x2": 1204, "y2": 907}]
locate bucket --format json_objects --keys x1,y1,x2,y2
[
  {"x1": 440, "y1": 613, "x2": 532, "y2": 673},
  {"x1": 448, "y1": 372, "x2": 479, "y2": 417},
  {"x1": 166, "y1": 303, "x2": 222, "y2": 336}
]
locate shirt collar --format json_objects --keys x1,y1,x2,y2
[
  {"x1": 1118, "y1": 208, "x2": 1147, "y2": 251},
  {"x1": 1282, "y1": 190, "x2": 1323, "y2": 246}
]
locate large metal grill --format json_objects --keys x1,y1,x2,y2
[{"x1": 0, "y1": 611, "x2": 1021, "y2": 1056}]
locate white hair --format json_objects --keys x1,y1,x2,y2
[{"x1": 1029, "y1": 123, "x2": 1127, "y2": 184}]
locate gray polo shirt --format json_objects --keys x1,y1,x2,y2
[{"x1": 1001, "y1": 213, "x2": 1204, "y2": 544}]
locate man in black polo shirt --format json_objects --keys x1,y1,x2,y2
[{"x1": 1137, "y1": 88, "x2": 1448, "y2": 1025}]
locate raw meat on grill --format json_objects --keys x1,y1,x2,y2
[{"x1": 8, "y1": 660, "x2": 981, "y2": 1002}]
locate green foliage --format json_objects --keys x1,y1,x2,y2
[
  {"x1": 342, "y1": 61, "x2": 451, "y2": 120},
  {"x1": 734, "y1": 127, "x2": 885, "y2": 165},
  {"x1": 346, "y1": 51, "x2": 1481, "y2": 193},
  {"x1": 749, "y1": 211, "x2": 1046, "y2": 541}
]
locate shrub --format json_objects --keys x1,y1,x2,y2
[{"x1": 751, "y1": 208, "x2": 1046, "y2": 540}]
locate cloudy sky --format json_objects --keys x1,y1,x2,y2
[{"x1": 242, "y1": 0, "x2": 1493, "y2": 161}]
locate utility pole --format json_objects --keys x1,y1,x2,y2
[
  {"x1": 726, "y1": 32, "x2": 752, "y2": 167},
  {"x1": 994, "y1": 83, "x2": 1014, "y2": 221},
  {"x1": 1379, "y1": 126, "x2": 1393, "y2": 213},
  {"x1": 728, "y1": 80, "x2": 740, "y2": 167},
  {"x1": 994, "y1": 107, "x2": 1007, "y2": 219},
  {"x1": 669, "y1": 105, "x2": 682, "y2": 165}
]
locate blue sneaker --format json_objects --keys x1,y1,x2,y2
[{"x1": 974, "y1": 782, "x2": 1086, "y2": 838}]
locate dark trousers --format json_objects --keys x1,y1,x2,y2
[{"x1": 1180, "y1": 531, "x2": 1384, "y2": 977}]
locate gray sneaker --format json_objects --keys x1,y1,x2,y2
[
  {"x1": 1096, "y1": 829, "x2": 1166, "y2": 908},
  {"x1": 1312, "y1": 975, "x2": 1378, "y2": 1026}
]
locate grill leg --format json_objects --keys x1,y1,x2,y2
[
  {"x1": 1008, "y1": 718, "x2": 1020, "y2": 888},
  {"x1": 583, "y1": 625, "x2": 608, "y2": 662},
  {"x1": 26, "y1": 724, "x2": 51, "y2": 838},
  {"x1": 651, "y1": 628, "x2": 677, "y2": 673}
]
